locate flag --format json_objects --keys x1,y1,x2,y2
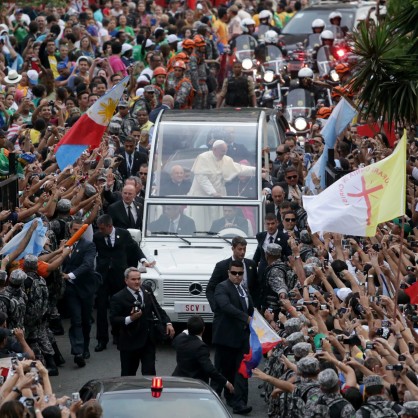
[
  {"x1": 304, "y1": 153, "x2": 323, "y2": 194},
  {"x1": 302, "y1": 132, "x2": 407, "y2": 237},
  {"x1": 0, "y1": 218, "x2": 47, "y2": 260},
  {"x1": 55, "y1": 76, "x2": 129, "y2": 169},
  {"x1": 238, "y1": 309, "x2": 282, "y2": 378},
  {"x1": 405, "y1": 282, "x2": 418, "y2": 304},
  {"x1": 318, "y1": 98, "x2": 357, "y2": 188}
]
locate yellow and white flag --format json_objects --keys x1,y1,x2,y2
[{"x1": 302, "y1": 133, "x2": 406, "y2": 237}]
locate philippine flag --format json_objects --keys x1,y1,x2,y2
[
  {"x1": 55, "y1": 76, "x2": 129, "y2": 170},
  {"x1": 238, "y1": 310, "x2": 282, "y2": 378}
]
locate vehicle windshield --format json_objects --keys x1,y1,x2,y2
[
  {"x1": 282, "y1": 9, "x2": 355, "y2": 34},
  {"x1": 145, "y1": 203, "x2": 260, "y2": 237},
  {"x1": 101, "y1": 391, "x2": 228, "y2": 418},
  {"x1": 285, "y1": 89, "x2": 315, "y2": 120},
  {"x1": 235, "y1": 35, "x2": 258, "y2": 61},
  {"x1": 151, "y1": 122, "x2": 258, "y2": 199}
]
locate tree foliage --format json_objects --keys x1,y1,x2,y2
[{"x1": 351, "y1": 0, "x2": 418, "y2": 125}]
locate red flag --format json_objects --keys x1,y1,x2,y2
[{"x1": 405, "y1": 281, "x2": 418, "y2": 304}]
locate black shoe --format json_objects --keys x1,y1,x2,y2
[
  {"x1": 74, "y1": 354, "x2": 86, "y2": 368},
  {"x1": 52, "y1": 342, "x2": 65, "y2": 366},
  {"x1": 83, "y1": 350, "x2": 90, "y2": 359},
  {"x1": 44, "y1": 354, "x2": 59, "y2": 376},
  {"x1": 94, "y1": 342, "x2": 107, "y2": 352},
  {"x1": 232, "y1": 405, "x2": 252, "y2": 415}
]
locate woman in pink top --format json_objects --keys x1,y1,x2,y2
[{"x1": 108, "y1": 42, "x2": 127, "y2": 76}]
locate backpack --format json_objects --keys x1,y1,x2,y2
[
  {"x1": 24, "y1": 271, "x2": 49, "y2": 327},
  {"x1": 359, "y1": 401, "x2": 398, "y2": 418},
  {"x1": 309, "y1": 395, "x2": 351, "y2": 418},
  {"x1": 0, "y1": 292, "x2": 25, "y2": 329},
  {"x1": 290, "y1": 381, "x2": 321, "y2": 418}
]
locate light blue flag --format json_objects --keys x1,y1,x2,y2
[
  {"x1": 304, "y1": 153, "x2": 323, "y2": 194},
  {"x1": 0, "y1": 218, "x2": 47, "y2": 260},
  {"x1": 318, "y1": 98, "x2": 357, "y2": 188}
]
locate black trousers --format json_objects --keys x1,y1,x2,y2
[
  {"x1": 212, "y1": 345, "x2": 249, "y2": 408},
  {"x1": 120, "y1": 339, "x2": 156, "y2": 376},
  {"x1": 65, "y1": 284, "x2": 94, "y2": 355}
]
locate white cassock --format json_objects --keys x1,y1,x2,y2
[{"x1": 188, "y1": 150, "x2": 256, "y2": 230}]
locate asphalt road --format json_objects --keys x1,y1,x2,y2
[{"x1": 50, "y1": 320, "x2": 268, "y2": 418}]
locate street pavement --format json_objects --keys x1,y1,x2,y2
[{"x1": 50, "y1": 320, "x2": 268, "y2": 418}]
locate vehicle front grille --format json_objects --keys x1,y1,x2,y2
[{"x1": 163, "y1": 279, "x2": 209, "y2": 306}]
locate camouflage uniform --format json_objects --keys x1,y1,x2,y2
[
  {"x1": 355, "y1": 395, "x2": 400, "y2": 418},
  {"x1": 0, "y1": 270, "x2": 28, "y2": 329},
  {"x1": 190, "y1": 52, "x2": 208, "y2": 109},
  {"x1": 174, "y1": 76, "x2": 194, "y2": 110},
  {"x1": 305, "y1": 392, "x2": 356, "y2": 418},
  {"x1": 289, "y1": 377, "x2": 321, "y2": 418},
  {"x1": 23, "y1": 269, "x2": 54, "y2": 357}
]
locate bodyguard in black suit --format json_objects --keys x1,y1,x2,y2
[
  {"x1": 93, "y1": 215, "x2": 150, "y2": 352},
  {"x1": 110, "y1": 267, "x2": 175, "y2": 376},
  {"x1": 253, "y1": 213, "x2": 291, "y2": 280},
  {"x1": 148, "y1": 206, "x2": 196, "y2": 235},
  {"x1": 62, "y1": 219, "x2": 98, "y2": 366},
  {"x1": 172, "y1": 315, "x2": 233, "y2": 393},
  {"x1": 116, "y1": 138, "x2": 148, "y2": 180},
  {"x1": 212, "y1": 260, "x2": 254, "y2": 415},
  {"x1": 107, "y1": 184, "x2": 143, "y2": 230},
  {"x1": 206, "y1": 236, "x2": 259, "y2": 309}
]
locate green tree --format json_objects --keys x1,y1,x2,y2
[{"x1": 351, "y1": 0, "x2": 418, "y2": 125}]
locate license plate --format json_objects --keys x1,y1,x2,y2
[{"x1": 174, "y1": 302, "x2": 212, "y2": 313}]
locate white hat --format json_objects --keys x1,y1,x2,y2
[
  {"x1": 167, "y1": 34, "x2": 179, "y2": 43},
  {"x1": 121, "y1": 43, "x2": 133, "y2": 54},
  {"x1": 136, "y1": 75, "x2": 150, "y2": 84},
  {"x1": 196, "y1": 3, "x2": 203, "y2": 10},
  {"x1": 145, "y1": 39, "x2": 155, "y2": 48},
  {"x1": 212, "y1": 140, "x2": 227, "y2": 148},
  {"x1": 27, "y1": 69, "x2": 39, "y2": 85},
  {"x1": 135, "y1": 87, "x2": 144, "y2": 97},
  {"x1": 336, "y1": 287, "x2": 352, "y2": 302},
  {"x1": 4, "y1": 70, "x2": 22, "y2": 84},
  {"x1": 76, "y1": 55, "x2": 93, "y2": 65},
  {"x1": 0, "y1": 24, "x2": 8, "y2": 34}
]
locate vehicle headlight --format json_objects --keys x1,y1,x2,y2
[
  {"x1": 330, "y1": 69, "x2": 340, "y2": 82},
  {"x1": 294, "y1": 117, "x2": 307, "y2": 131},
  {"x1": 242, "y1": 58, "x2": 253, "y2": 70},
  {"x1": 142, "y1": 279, "x2": 157, "y2": 292},
  {"x1": 263, "y1": 71, "x2": 274, "y2": 83}
]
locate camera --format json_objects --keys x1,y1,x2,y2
[
  {"x1": 375, "y1": 328, "x2": 384, "y2": 336},
  {"x1": 408, "y1": 342, "x2": 415, "y2": 354},
  {"x1": 399, "y1": 355, "x2": 406, "y2": 362},
  {"x1": 407, "y1": 266, "x2": 415, "y2": 271},
  {"x1": 303, "y1": 301, "x2": 318, "y2": 307},
  {"x1": 315, "y1": 348, "x2": 323, "y2": 353},
  {"x1": 338, "y1": 307, "x2": 347, "y2": 316},
  {"x1": 369, "y1": 296, "x2": 381, "y2": 303},
  {"x1": 320, "y1": 304, "x2": 327, "y2": 310},
  {"x1": 386, "y1": 364, "x2": 403, "y2": 371},
  {"x1": 410, "y1": 242, "x2": 418, "y2": 248},
  {"x1": 381, "y1": 320, "x2": 390, "y2": 328},
  {"x1": 133, "y1": 300, "x2": 141, "y2": 313},
  {"x1": 288, "y1": 290, "x2": 297, "y2": 299},
  {"x1": 48, "y1": 100, "x2": 54, "y2": 106},
  {"x1": 400, "y1": 283, "x2": 408, "y2": 289},
  {"x1": 296, "y1": 306, "x2": 304, "y2": 311},
  {"x1": 336, "y1": 334, "x2": 345, "y2": 341},
  {"x1": 72, "y1": 392, "x2": 80, "y2": 402},
  {"x1": 372, "y1": 244, "x2": 381, "y2": 251},
  {"x1": 366, "y1": 342, "x2": 375, "y2": 349}
]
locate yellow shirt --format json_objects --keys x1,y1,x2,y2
[
  {"x1": 213, "y1": 19, "x2": 228, "y2": 46},
  {"x1": 48, "y1": 55, "x2": 59, "y2": 78}
]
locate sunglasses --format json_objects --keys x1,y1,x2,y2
[
  {"x1": 229, "y1": 271, "x2": 244, "y2": 276},
  {"x1": 286, "y1": 175, "x2": 298, "y2": 180},
  {"x1": 284, "y1": 218, "x2": 296, "y2": 222},
  {"x1": 276, "y1": 151, "x2": 284, "y2": 155}
]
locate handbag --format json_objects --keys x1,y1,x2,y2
[{"x1": 147, "y1": 291, "x2": 170, "y2": 345}]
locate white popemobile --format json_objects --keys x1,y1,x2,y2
[{"x1": 130, "y1": 109, "x2": 285, "y2": 322}]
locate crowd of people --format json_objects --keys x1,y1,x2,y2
[{"x1": 0, "y1": 0, "x2": 417, "y2": 417}]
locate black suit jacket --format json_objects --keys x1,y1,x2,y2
[
  {"x1": 172, "y1": 332, "x2": 227, "y2": 386},
  {"x1": 209, "y1": 216, "x2": 249, "y2": 235},
  {"x1": 149, "y1": 214, "x2": 196, "y2": 235},
  {"x1": 212, "y1": 279, "x2": 254, "y2": 349},
  {"x1": 206, "y1": 257, "x2": 259, "y2": 310},
  {"x1": 277, "y1": 182, "x2": 303, "y2": 202},
  {"x1": 110, "y1": 286, "x2": 170, "y2": 351},
  {"x1": 265, "y1": 203, "x2": 281, "y2": 222},
  {"x1": 62, "y1": 238, "x2": 98, "y2": 299},
  {"x1": 116, "y1": 149, "x2": 148, "y2": 179},
  {"x1": 159, "y1": 179, "x2": 192, "y2": 196},
  {"x1": 107, "y1": 200, "x2": 143, "y2": 230},
  {"x1": 93, "y1": 228, "x2": 145, "y2": 293},
  {"x1": 253, "y1": 231, "x2": 291, "y2": 278}
]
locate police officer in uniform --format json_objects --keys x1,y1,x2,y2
[
  {"x1": 0, "y1": 269, "x2": 28, "y2": 330},
  {"x1": 217, "y1": 61, "x2": 256, "y2": 108},
  {"x1": 190, "y1": 35, "x2": 209, "y2": 109},
  {"x1": 171, "y1": 61, "x2": 194, "y2": 110}
]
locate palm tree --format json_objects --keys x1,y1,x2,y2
[{"x1": 351, "y1": 0, "x2": 418, "y2": 125}]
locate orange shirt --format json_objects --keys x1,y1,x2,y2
[{"x1": 213, "y1": 19, "x2": 228, "y2": 46}]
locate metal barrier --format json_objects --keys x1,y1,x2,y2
[{"x1": 0, "y1": 153, "x2": 19, "y2": 210}]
